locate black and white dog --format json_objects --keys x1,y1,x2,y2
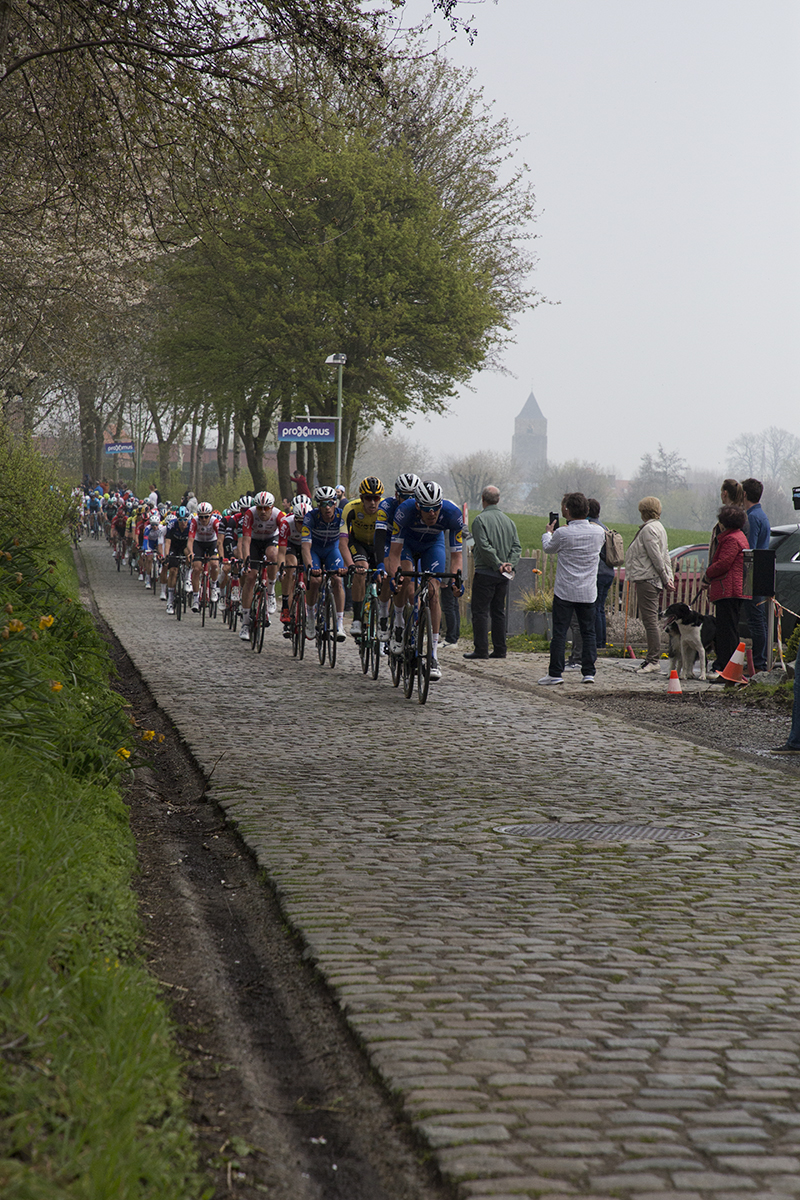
[{"x1": 662, "y1": 602, "x2": 716, "y2": 681}]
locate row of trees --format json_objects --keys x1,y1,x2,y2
[{"x1": 1, "y1": 0, "x2": 539, "y2": 503}]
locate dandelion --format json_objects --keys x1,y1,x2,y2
[
  {"x1": 116, "y1": 747, "x2": 131, "y2": 760},
  {"x1": 39, "y1": 615, "x2": 55, "y2": 629},
  {"x1": 7, "y1": 618, "x2": 25, "y2": 633},
  {"x1": 50, "y1": 681, "x2": 64, "y2": 692},
  {"x1": 141, "y1": 730, "x2": 156, "y2": 742}
]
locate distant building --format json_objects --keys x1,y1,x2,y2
[{"x1": 512, "y1": 390, "x2": 547, "y2": 484}]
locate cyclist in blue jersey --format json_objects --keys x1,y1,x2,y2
[
  {"x1": 301, "y1": 485, "x2": 348, "y2": 641},
  {"x1": 374, "y1": 472, "x2": 420, "y2": 642},
  {"x1": 386, "y1": 480, "x2": 464, "y2": 681}
]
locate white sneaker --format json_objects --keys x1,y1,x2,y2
[
  {"x1": 138, "y1": 573, "x2": 144, "y2": 582},
  {"x1": 538, "y1": 675, "x2": 564, "y2": 685},
  {"x1": 563, "y1": 662, "x2": 581, "y2": 671},
  {"x1": 429, "y1": 658, "x2": 441, "y2": 682},
  {"x1": 166, "y1": 603, "x2": 175, "y2": 615},
  {"x1": 336, "y1": 626, "x2": 346, "y2": 642},
  {"x1": 239, "y1": 623, "x2": 251, "y2": 641},
  {"x1": 582, "y1": 674, "x2": 596, "y2": 684},
  {"x1": 145, "y1": 579, "x2": 151, "y2": 590},
  {"x1": 185, "y1": 581, "x2": 193, "y2": 594},
  {"x1": 640, "y1": 661, "x2": 660, "y2": 673},
  {"x1": 267, "y1": 592, "x2": 276, "y2": 614},
  {"x1": 192, "y1": 600, "x2": 200, "y2": 613},
  {"x1": 160, "y1": 587, "x2": 167, "y2": 601},
  {"x1": 390, "y1": 627, "x2": 404, "y2": 656},
  {"x1": 211, "y1": 586, "x2": 219, "y2": 602},
  {"x1": 377, "y1": 618, "x2": 389, "y2": 642},
  {"x1": 350, "y1": 619, "x2": 362, "y2": 636}
]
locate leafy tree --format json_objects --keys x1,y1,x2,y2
[{"x1": 524, "y1": 460, "x2": 616, "y2": 517}]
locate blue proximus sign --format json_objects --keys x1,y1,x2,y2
[
  {"x1": 277, "y1": 421, "x2": 335, "y2": 443},
  {"x1": 105, "y1": 441, "x2": 135, "y2": 455}
]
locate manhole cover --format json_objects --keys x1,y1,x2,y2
[{"x1": 494, "y1": 822, "x2": 705, "y2": 843}]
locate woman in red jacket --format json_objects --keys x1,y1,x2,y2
[{"x1": 703, "y1": 505, "x2": 749, "y2": 678}]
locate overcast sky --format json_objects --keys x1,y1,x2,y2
[{"x1": 396, "y1": 0, "x2": 799, "y2": 480}]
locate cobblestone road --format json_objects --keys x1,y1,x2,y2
[{"x1": 84, "y1": 541, "x2": 800, "y2": 1200}]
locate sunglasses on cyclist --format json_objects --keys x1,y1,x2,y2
[
  {"x1": 319, "y1": 500, "x2": 336, "y2": 508},
  {"x1": 419, "y1": 504, "x2": 442, "y2": 513},
  {"x1": 255, "y1": 505, "x2": 270, "y2": 511},
  {"x1": 198, "y1": 515, "x2": 212, "y2": 521}
]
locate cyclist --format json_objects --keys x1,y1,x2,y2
[
  {"x1": 238, "y1": 491, "x2": 282, "y2": 641},
  {"x1": 142, "y1": 510, "x2": 163, "y2": 589},
  {"x1": 109, "y1": 497, "x2": 127, "y2": 559},
  {"x1": 386, "y1": 479, "x2": 464, "y2": 682},
  {"x1": 374, "y1": 473, "x2": 420, "y2": 641},
  {"x1": 186, "y1": 501, "x2": 223, "y2": 612},
  {"x1": 162, "y1": 506, "x2": 191, "y2": 613},
  {"x1": 301, "y1": 485, "x2": 347, "y2": 642},
  {"x1": 338, "y1": 476, "x2": 384, "y2": 636},
  {"x1": 87, "y1": 489, "x2": 102, "y2": 537},
  {"x1": 217, "y1": 499, "x2": 243, "y2": 607},
  {"x1": 277, "y1": 494, "x2": 312, "y2": 633}
]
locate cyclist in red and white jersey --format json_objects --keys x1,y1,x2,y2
[
  {"x1": 239, "y1": 491, "x2": 282, "y2": 641},
  {"x1": 186, "y1": 502, "x2": 224, "y2": 613},
  {"x1": 277, "y1": 494, "x2": 312, "y2": 632}
]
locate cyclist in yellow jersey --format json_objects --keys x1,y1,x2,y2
[{"x1": 338, "y1": 476, "x2": 384, "y2": 636}]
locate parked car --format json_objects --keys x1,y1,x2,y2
[{"x1": 767, "y1": 524, "x2": 800, "y2": 635}]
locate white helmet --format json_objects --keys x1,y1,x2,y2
[
  {"x1": 395, "y1": 472, "x2": 421, "y2": 498},
  {"x1": 197, "y1": 501, "x2": 213, "y2": 516},
  {"x1": 292, "y1": 495, "x2": 313, "y2": 518},
  {"x1": 254, "y1": 491, "x2": 274, "y2": 508},
  {"x1": 314, "y1": 485, "x2": 338, "y2": 505},
  {"x1": 415, "y1": 480, "x2": 443, "y2": 507}
]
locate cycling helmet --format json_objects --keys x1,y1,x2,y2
[
  {"x1": 197, "y1": 501, "x2": 213, "y2": 516},
  {"x1": 314, "y1": 485, "x2": 338, "y2": 505},
  {"x1": 395, "y1": 472, "x2": 421, "y2": 498},
  {"x1": 228, "y1": 499, "x2": 240, "y2": 515},
  {"x1": 177, "y1": 506, "x2": 188, "y2": 519},
  {"x1": 358, "y1": 476, "x2": 384, "y2": 498},
  {"x1": 292, "y1": 494, "x2": 313, "y2": 518},
  {"x1": 415, "y1": 480, "x2": 443, "y2": 507},
  {"x1": 254, "y1": 491, "x2": 274, "y2": 508}
]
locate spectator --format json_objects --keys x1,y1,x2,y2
[
  {"x1": 741, "y1": 477, "x2": 771, "y2": 673},
  {"x1": 538, "y1": 492, "x2": 605, "y2": 685},
  {"x1": 335, "y1": 485, "x2": 347, "y2": 507},
  {"x1": 439, "y1": 539, "x2": 462, "y2": 650},
  {"x1": 291, "y1": 469, "x2": 311, "y2": 497},
  {"x1": 708, "y1": 478, "x2": 748, "y2": 565},
  {"x1": 464, "y1": 485, "x2": 521, "y2": 660},
  {"x1": 703, "y1": 504, "x2": 749, "y2": 679},
  {"x1": 770, "y1": 636, "x2": 800, "y2": 754},
  {"x1": 185, "y1": 491, "x2": 198, "y2": 514},
  {"x1": 625, "y1": 496, "x2": 675, "y2": 673},
  {"x1": 565, "y1": 497, "x2": 615, "y2": 668}
]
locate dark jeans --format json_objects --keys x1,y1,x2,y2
[
  {"x1": 714, "y1": 597, "x2": 742, "y2": 672},
  {"x1": 471, "y1": 571, "x2": 508, "y2": 657},
  {"x1": 742, "y1": 596, "x2": 768, "y2": 671},
  {"x1": 440, "y1": 581, "x2": 461, "y2": 644},
  {"x1": 550, "y1": 593, "x2": 597, "y2": 678},
  {"x1": 595, "y1": 575, "x2": 613, "y2": 648}
]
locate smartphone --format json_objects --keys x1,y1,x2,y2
[{"x1": 548, "y1": 511, "x2": 560, "y2": 528}]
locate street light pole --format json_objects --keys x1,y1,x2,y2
[{"x1": 324, "y1": 353, "x2": 346, "y2": 487}]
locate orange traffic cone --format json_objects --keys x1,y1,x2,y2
[
  {"x1": 719, "y1": 641, "x2": 748, "y2": 685},
  {"x1": 667, "y1": 669, "x2": 682, "y2": 696}
]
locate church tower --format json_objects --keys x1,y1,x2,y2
[{"x1": 512, "y1": 390, "x2": 547, "y2": 483}]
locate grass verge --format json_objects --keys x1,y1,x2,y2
[{"x1": 0, "y1": 432, "x2": 206, "y2": 1198}]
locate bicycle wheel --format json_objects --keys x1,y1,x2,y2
[
  {"x1": 368, "y1": 598, "x2": 381, "y2": 680},
  {"x1": 249, "y1": 592, "x2": 261, "y2": 651},
  {"x1": 290, "y1": 592, "x2": 303, "y2": 658},
  {"x1": 416, "y1": 606, "x2": 433, "y2": 704},
  {"x1": 359, "y1": 598, "x2": 371, "y2": 675},
  {"x1": 389, "y1": 612, "x2": 402, "y2": 688},
  {"x1": 402, "y1": 614, "x2": 416, "y2": 699},
  {"x1": 316, "y1": 594, "x2": 327, "y2": 665},
  {"x1": 325, "y1": 588, "x2": 337, "y2": 668},
  {"x1": 175, "y1": 573, "x2": 182, "y2": 621},
  {"x1": 200, "y1": 573, "x2": 208, "y2": 626},
  {"x1": 256, "y1": 589, "x2": 268, "y2": 652}
]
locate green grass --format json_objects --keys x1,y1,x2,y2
[
  {"x1": 468, "y1": 511, "x2": 709, "y2": 555},
  {"x1": 0, "y1": 433, "x2": 206, "y2": 1199}
]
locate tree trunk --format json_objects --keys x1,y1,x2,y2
[
  {"x1": 158, "y1": 440, "x2": 172, "y2": 495},
  {"x1": 237, "y1": 413, "x2": 267, "y2": 492},
  {"x1": 193, "y1": 413, "x2": 207, "y2": 495},
  {"x1": 316, "y1": 440, "x2": 335, "y2": 485},
  {"x1": 277, "y1": 440, "x2": 292, "y2": 504},
  {"x1": 295, "y1": 441, "x2": 306, "y2": 477},
  {"x1": 233, "y1": 428, "x2": 241, "y2": 482},
  {"x1": 216, "y1": 412, "x2": 229, "y2": 486},
  {"x1": 78, "y1": 381, "x2": 99, "y2": 481}
]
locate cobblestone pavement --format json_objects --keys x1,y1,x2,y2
[{"x1": 84, "y1": 541, "x2": 800, "y2": 1200}]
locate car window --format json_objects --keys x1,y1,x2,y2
[
  {"x1": 772, "y1": 530, "x2": 800, "y2": 562},
  {"x1": 673, "y1": 549, "x2": 708, "y2": 571}
]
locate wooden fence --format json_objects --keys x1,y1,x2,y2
[{"x1": 519, "y1": 548, "x2": 711, "y2": 619}]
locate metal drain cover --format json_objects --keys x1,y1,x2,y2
[{"x1": 495, "y1": 822, "x2": 705, "y2": 843}]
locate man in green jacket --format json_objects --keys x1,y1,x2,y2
[{"x1": 465, "y1": 486, "x2": 521, "y2": 660}]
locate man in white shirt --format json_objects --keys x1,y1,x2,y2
[{"x1": 539, "y1": 492, "x2": 605, "y2": 685}]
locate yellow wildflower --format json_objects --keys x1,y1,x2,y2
[
  {"x1": 39, "y1": 614, "x2": 55, "y2": 629},
  {"x1": 116, "y1": 747, "x2": 131, "y2": 760},
  {"x1": 7, "y1": 618, "x2": 25, "y2": 633},
  {"x1": 141, "y1": 730, "x2": 156, "y2": 742},
  {"x1": 50, "y1": 681, "x2": 64, "y2": 692}
]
